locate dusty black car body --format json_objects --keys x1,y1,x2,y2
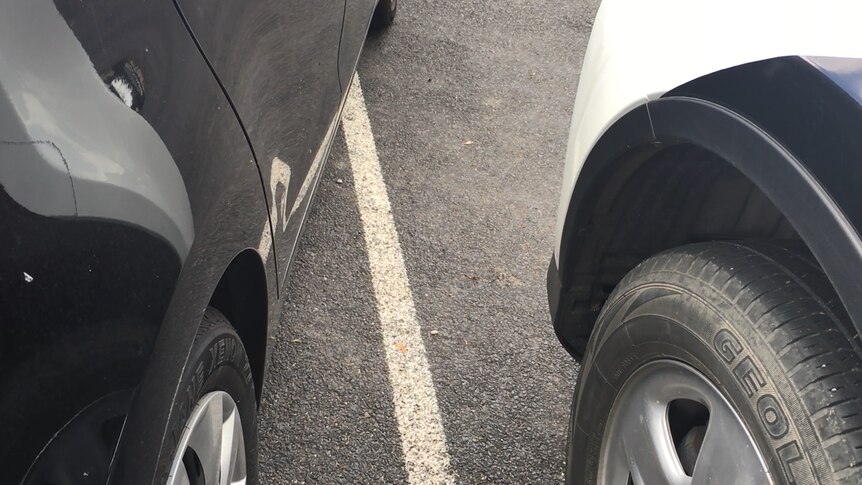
[{"x1": 0, "y1": 0, "x2": 385, "y2": 482}]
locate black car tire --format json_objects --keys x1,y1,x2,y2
[
  {"x1": 370, "y1": 0, "x2": 397, "y2": 30},
  {"x1": 567, "y1": 241, "x2": 862, "y2": 484},
  {"x1": 161, "y1": 308, "x2": 259, "y2": 485}
]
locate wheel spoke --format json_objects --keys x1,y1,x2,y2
[
  {"x1": 168, "y1": 392, "x2": 247, "y2": 485},
  {"x1": 187, "y1": 395, "x2": 224, "y2": 485},
  {"x1": 175, "y1": 460, "x2": 192, "y2": 485},
  {"x1": 219, "y1": 401, "x2": 236, "y2": 485},
  {"x1": 600, "y1": 431, "x2": 632, "y2": 485},
  {"x1": 229, "y1": 407, "x2": 248, "y2": 485},
  {"x1": 599, "y1": 361, "x2": 771, "y2": 485},
  {"x1": 219, "y1": 398, "x2": 247, "y2": 485},
  {"x1": 691, "y1": 399, "x2": 771, "y2": 485},
  {"x1": 621, "y1": 399, "x2": 689, "y2": 485},
  {"x1": 623, "y1": 406, "x2": 688, "y2": 485}
]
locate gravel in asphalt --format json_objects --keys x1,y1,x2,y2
[{"x1": 259, "y1": 0, "x2": 601, "y2": 483}]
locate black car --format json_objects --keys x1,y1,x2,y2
[{"x1": 0, "y1": 1, "x2": 396, "y2": 483}]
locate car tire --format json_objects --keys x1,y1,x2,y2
[
  {"x1": 163, "y1": 308, "x2": 259, "y2": 485},
  {"x1": 567, "y1": 241, "x2": 862, "y2": 484},
  {"x1": 370, "y1": 0, "x2": 397, "y2": 30}
]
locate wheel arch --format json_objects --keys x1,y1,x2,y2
[
  {"x1": 552, "y1": 57, "x2": 862, "y2": 358},
  {"x1": 209, "y1": 248, "x2": 269, "y2": 403}
]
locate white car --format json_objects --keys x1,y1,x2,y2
[{"x1": 548, "y1": 2, "x2": 862, "y2": 483}]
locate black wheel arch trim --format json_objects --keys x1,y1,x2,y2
[{"x1": 551, "y1": 56, "x2": 862, "y2": 359}]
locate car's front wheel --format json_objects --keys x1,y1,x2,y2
[
  {"x1": 567, "y1": 241, "x2": 862, "y2": 484},
  {"x1": 164, "y1": 308, "x2": 259, "y2": 485}
]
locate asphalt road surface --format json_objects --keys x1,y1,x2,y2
[{"x1": 259, "y1": 0, "x2": 601, "y2": 483}]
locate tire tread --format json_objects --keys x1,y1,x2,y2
[{"x1": 630, "y1": 241, "x2": 862, "y2": 478}]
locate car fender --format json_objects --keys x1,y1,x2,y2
[
  {"x1": 0, "y1": 0, "x2": 194, "y2": 259},
  {"x1": 556, "y1": 0, "x2": 862, "y2": 261},
  {"x1": 552, "y1": 56, "x2": 862, "y2": 357}
]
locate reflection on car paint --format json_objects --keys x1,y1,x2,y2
[
  {"x1": 271, "y1": 156, "x2": 292, "y2": 231},
  {"x1": 0, "y1": 0, "x2": 193, "y2": 259},
  {"x1": 259, "y1": 156, "x2": 292, "y2": 265}
]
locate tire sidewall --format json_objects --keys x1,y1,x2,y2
[
  {"x1": 160, "y1": 316, "x2": 259, "y2": 485},
  {"x1": 568, "y1": 273, "x2": 826, "y2": 484}
]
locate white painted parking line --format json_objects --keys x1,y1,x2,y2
[{"x1": 342, "y1": 75, "x2": 456, "y2": 485}]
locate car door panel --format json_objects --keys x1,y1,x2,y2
[
  {"x1": 175, "y1": 0, "x2": 346, "y2": 285},
  {"x1": 339, "y1": 0, "x2": 378, "y2": 91}
]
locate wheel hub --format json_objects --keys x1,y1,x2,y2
[
  {"x1": 598, "y1": 360, "x2": 772, "y2": 485},
  {"x1": 167, "y1": 391, "x2": 247, "y2": 485}
]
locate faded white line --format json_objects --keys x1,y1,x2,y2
[{"x1": 342, "y1": 76, "x2": 456, "y2": 485}]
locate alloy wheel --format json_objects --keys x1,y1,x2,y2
[
  {"x1": 167, "y1": 391, "x2": 247, "y2": 485},
  {"x1": 598, "y1": 360, "x2": 772, "y2": 485}
]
